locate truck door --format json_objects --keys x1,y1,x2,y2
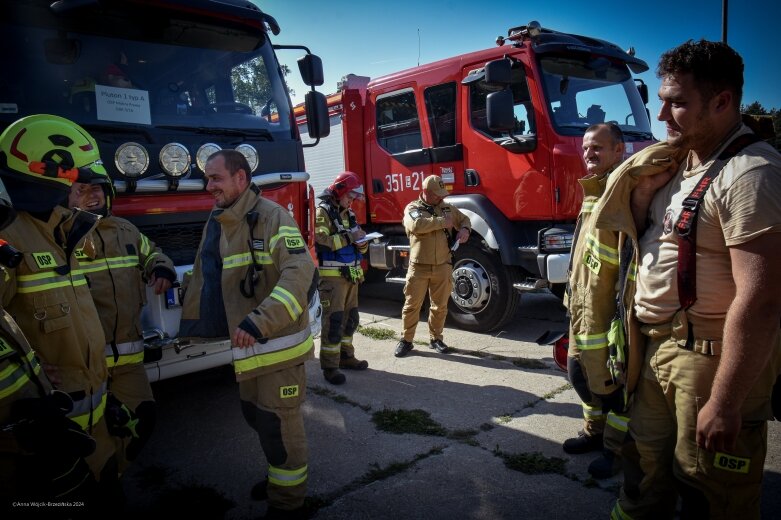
[
  {"x1": 423, "y1": 82, "x2": 462, "y2": 191},
  {"x1": 368, "y1": 87, "x2": 432, "y2": 222},
  {"x1": 460, "y1": 61, "x2": 551, "y2": 221}
]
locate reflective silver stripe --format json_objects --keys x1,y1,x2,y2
[
  {"x1": 607, "y1": 411, "x2": 629, "y2": 432},
  {"x1": 320, "y1": 343, "x2": 340, "y2": 354},
  {"x1": 16, "y1": 271, "x2": 88, "y2": 293},
  {"x1": 0, "y1": 350, "x2": 40, "y2": 399},
  {"x1": 582, "y1": 402, "x2": 603, "y2": 419},
  {"x1": 104, "y1": 340, "x2": 144, "y2": 357},
  {"x1": 231, "y1": 327, "x2": 312, "y2": 361},
  {"x1": 268, "y1": 464, "x2": 307, "y2": 487},
  {"x1": 320, "y1": 260, "x2": 358, "y2": 267},
  {"x1": 68, "y1": 382, "x2": 107, "y2": 420}
]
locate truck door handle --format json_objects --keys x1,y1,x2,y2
[
  {"x1": 465, "y1": 169, "x2": 480, "y2": 186},
  {"x1": 186, "y1": 351, "x2": 207, "y2": 359}
]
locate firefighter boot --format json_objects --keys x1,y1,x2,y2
[
  {"x1": 587, "y1": 450, "x2": 622, "y2": 479},
  {"x1": 394, "y1": 340, "x2": 414, "y2": 358},
  {"x1": 323, "y1": 368, "x2": 346, "y2": 385},
  {"x1": 340, "y1": 351, "x2": 368, "y2": 370},
  {"x1": 562, "y1": 430, "x2": 603, "y2": 454}
]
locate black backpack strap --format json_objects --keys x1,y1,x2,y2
[{"x1": 675, "y1": 133, "x2": 760, "y2": 309}]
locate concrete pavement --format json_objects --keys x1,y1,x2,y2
[{"x1": 122, "y1": 284, "x2": 781, "y2": 519}]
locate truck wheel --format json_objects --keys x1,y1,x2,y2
[{"x1": 448, "y1": 242, "x2": 521, "y2": 332}]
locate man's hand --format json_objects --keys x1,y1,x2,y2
[
  {"x1": 349, "y1": 228, "x2": 366, "y2": 242},
  {"x1": 456, "y1": 228, "x2": 470, "y2": 244},
  {"x1": 630, "y1": 162, "x2": 678, "y2": 233},
  {"x1": 442, "y1": 214, "x2": 454, "y2": 229},
  {"x1": 148, "y1": 274, "x2": 173, "y2": 295},
  {"x1": 696, "y1": 398, "x2": 741, "y2": 452},
  {"x1": 232, "y1": 327, "x2": 257, "y2": 349}
]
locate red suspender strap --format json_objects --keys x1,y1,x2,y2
[{"x1": 675, "y1": 133, "x2": 761, "y2": 309}]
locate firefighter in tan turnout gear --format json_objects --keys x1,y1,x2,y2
[
  {"x1": 0, "y1": 114, "x2": 123, "y2": 511},
  {"x1": 315, "y1": 171, "x2": 369, "y2": 385},
  {"x1": 179, "y1": 150, "x2": 315, "y2": 518},
  {"x1": 68, "y1": 171, "x2": 175, "y2": 474},
  {"x1": 0, "y1": 173, "x2": 98, "y2": 510},
  {"x1": 395, "y1": 175, "x2": 470, "y2": 357},
  {"x1": 563, "y1": 123, "x2": 630, "y2": 479}
]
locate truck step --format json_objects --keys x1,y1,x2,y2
[
  {"x1": 385, "y1": 277, "x2": 407, "y2": 284},
  {"x1": 513, "y1": 279, "x2": 549, "y2": 292}
]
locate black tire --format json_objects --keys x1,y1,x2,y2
[{"x1": 447, "y1": 241, "x2": 522, "y2": 332}]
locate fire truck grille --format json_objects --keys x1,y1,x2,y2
[{"x1": 140, "y1": 223, "x2": 203, "y2": 266}]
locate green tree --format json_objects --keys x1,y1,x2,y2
[
  {"x1": 231, "y1": 58, "x2": 292, "y2": 115},
  {"x1": 741, "y1": 101, "x2": 781, "y2": 152}
]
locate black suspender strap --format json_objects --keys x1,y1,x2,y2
[{"x1": 675, "y1": 133, "x2": 760, "y2": 309}]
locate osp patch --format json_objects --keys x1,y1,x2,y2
[
  {"x1": 280, "y1": 384, "x2": 299, "y2": 398},
  {"x1": 32, "y1": 252, "x2": 56, "y2": 269}
]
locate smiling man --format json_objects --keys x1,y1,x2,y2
[
  {"x1": 564, "y1": 122, "x2": 628, "y2": 480},
  {"x1": 611, "y1": 40, "x2": 781, "y2": 520},
  {"x1": 69, "y1": 171, "x2": 175, "y2": 475},
  {"x1": 179, "y1": 149, "x2": 315, "y2": 518}
]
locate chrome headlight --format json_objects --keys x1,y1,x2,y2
[
  {"x1": 159, "y1": 143, "x2": 191, "y2": 177},
  {"x1": 196, "y1": 143, "x2": 221, "y2": 173},
  {"x1": 235, "y1": 144, "x2": 258, "y2": 173},
  {"x1": 114, "y1": 142, "x2": 149, "y2": 178}
]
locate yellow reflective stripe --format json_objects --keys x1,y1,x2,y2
[
  {"x1": 315, "y1": 226, "x2": 331, "y2": 235},
  {"x1": 320, "y1": 343, "x2": 341, "y2": 354},
  {"x1": 270, "y1": 286, "x2": 304, "y2": 321},
  {"x1": 106, "y1": 351, "x2": 145, "y2": 368},
  {"x1": 140, "y1": 234, "x2": 152, "y2": 256},
  {"x1": 105, "y1": 255, "x2": 139, "y2": 269},
  {"x1": 78, "y1": 258, "x2": 109, "y2": 273},
  {"x1": 584, "y1": 233, "x2": 619, "y2": 265},
  {"x1": 0, "y1": 350, "x2": 40, "y2": 399},
  {"x1": 340, "y1": 337, "x2": 353, "y2": 346},
  {"x1": 318, "y1": 268, "x2": 342, "y2": 277},
  {"x1": 332, "y1": 234, "x2": 344, "y2": 249},
  {"x1": 68, "y1": 391, "x2": 107, "y2": 429},
  {"x1": 582, "y1": 402, "x2": 604, "y2": 419},
  {"x1": 233, "y1": 334, "x2": 313, "y2": 375},
  {"x1": 268, "y1": 464, "x2": 307, "y2": 487},
  {"x1": 223, "y1": 252, "x2": 273, "y2": 270},
  {"x1": 607, "y1": 411, "x2": 629, "y2": 432},
  {"x1": 269, "y1": 226, "x2": 304, "y2": 252},
  {"x1": 628, "y1": 261, "x2": 637, "y2": 281},
  {"x1": 581, "y1": 200, "x2": 598, "y2": 214},
  {"x1": 573, "y1": 332, "x2": 608, "y2": 350},
  {"x1": 16, "y1": 271, "x2": 87, "y2": 293},
  {"x1": 611, "y1": 501, "x2": 634, "y2": 520}
]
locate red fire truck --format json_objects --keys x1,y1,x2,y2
[
  {"x1": 2, "y1": 0, "x2": 329, "y2": 380},
  {"x1": 297, "y1": 22, "x2": 655, "y2": 332}
]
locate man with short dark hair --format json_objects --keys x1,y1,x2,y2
[
  {"x1": 179, "y1": 149, "x2": 315, "y2": 518},
  {"x1": 604, "y1": 40, "x2": 781, "y2": 519},
  {"x1": 563, "y1": 123, "x2": 627, "y2": 480}
]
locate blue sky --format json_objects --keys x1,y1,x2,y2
[{"x1": 261, "y1": 0, "x2": 780, "y2": 140}]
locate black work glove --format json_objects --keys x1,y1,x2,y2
[
  {"x1": 10, "y1": 391, "x2": 96, "y2": 459},
  {"x1": 105, "y1": 392, "x2": 140, "y2": 439}
]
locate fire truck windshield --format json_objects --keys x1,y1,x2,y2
[
  {"x1": 540, "y1": 55, "x2": 653, "y2": 140},
  {"x1": 0, "y1": 23, "x2": 291, "y2": 135}
]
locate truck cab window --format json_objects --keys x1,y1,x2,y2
[
  {"x1": 376, "y1": 89, "x2": 423, "y2": 154},
  {"x1": 469, "y1": 67, "x2": 535, "y2": 139},
  {"x1": 424, "y1": 82, "x2": 457, "y2": 148}
]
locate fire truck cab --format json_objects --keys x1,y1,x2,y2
[
  {"x1": 2, "y1": 0, "x2": 329, "y2": 380},
  {"x1": 299, "y1": 22, "x2": 654, "y2": 332}
]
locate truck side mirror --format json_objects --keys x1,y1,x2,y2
[
  {"x1": 298, "y1": 54, "x2": 324, "y2": 87},
  {"x1": 305, "y1": 91, "x2": 330, "y2": 139},
  {"x1": 484, "y1": 59, "x2": 511, "y2": 86},
  {"x1": 486, "y1": 89, "x2": 515, "y2": 131},
  {"x1": 635, "y1": 79, "x2": 648, "y2": 105}
]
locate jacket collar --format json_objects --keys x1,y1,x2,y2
[{"x1": 214, "y1": 185, "x2": 261, "y2": 226}]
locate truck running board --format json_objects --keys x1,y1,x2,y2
[
  {"x1": 513, "y1": 279, "x2": 549, "y2": 292},
  {"x1": 385, "y1": 277, "x2": 407, "y2": 284}
]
